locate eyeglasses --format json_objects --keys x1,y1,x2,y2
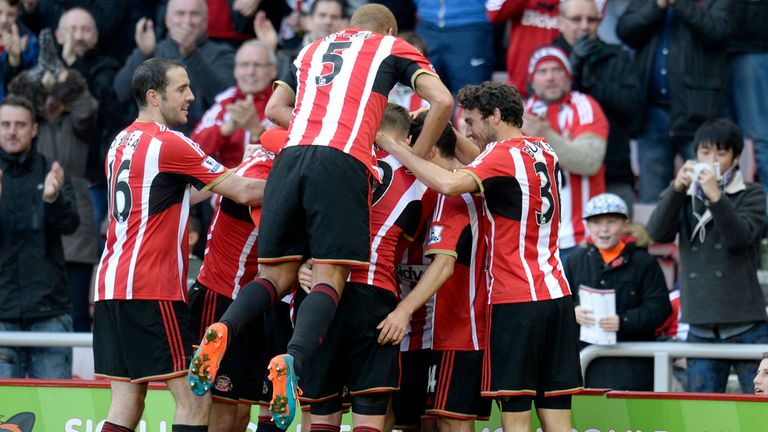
[
  {"x1": 563, "y1": 15, "x2": 599, "y2": 24},
  {"x1": 235, "y1": 62, "x2": 275, "y2": 69}
]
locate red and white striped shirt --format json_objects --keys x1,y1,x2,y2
[
  {"x1": 197, "y1": 150, "x2": 274, "y2": 299},
  {"x1": 486, "y1": 0, "x2": 560, "y2": 98},
  {"x1": 96, "y1": 121, "x2": 230, "y2": 302},
  {"x1": 425, "y1": 193, "x2": 487, "y2": 351},
  {"x1": 461, "y1": 137, "x2": 571, "y2": 304},
  {"x1": 349, "y1": 154, "x2": 435, "y2": 294},
  {"x1": 524, "y1": 91, "x2": 609, "y2": 249},
  {"x1": 397, "y1": 225, "x2": 434, "y2": 352},
  {"x1": 278, "y1": 29, "x2": 437, "y2": 181},
  {"x1": 191, "y1": 86, "x2": 274, "y2": 168}
]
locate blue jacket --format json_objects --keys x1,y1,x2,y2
[
  {"x1": 0, "y1": 23, "x2": 39, "y2": 101},
  {"x1": 415, "y1": 0, "x2": 488, "y2": 27}
]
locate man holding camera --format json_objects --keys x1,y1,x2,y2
[{"x1": 647, "y1": 118, "x2": 768, "y2": 394}]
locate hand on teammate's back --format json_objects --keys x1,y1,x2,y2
[{"x1": 376, "y1": 307, "x2": 410, "y2": 345}]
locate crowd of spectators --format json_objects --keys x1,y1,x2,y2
[{"x1": 0, "y1": 0, "x2": 766, "y2": 395}]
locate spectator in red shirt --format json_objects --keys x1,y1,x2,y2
[
  {"x1": 191, "y1": 39, "x2": 277, "y2": 168},
  {"x1": 522, "y1": 46, "x2": 608, "y2": 262},
  {"x1": 486, "y1": 0, "x2": 560, "y2": 97}
]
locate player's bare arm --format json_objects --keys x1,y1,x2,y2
[
  {"x1": 411, "y1": 73, "x2": 454, "y2": 158},
  {"x1": 377, "y1": 253, "x2": 455, "y2": 345},
  {"x1": 189, "y1": 188, "x2": 212, "y2": 205},
  {"x1": 209, "y1": 174, "x2": 266, "y2": 206},
  {"x1": 264, "y1": 83, "x2": 295, "y2": 128},
  {"x1": 377, "y1": 133, "x2": 479, "y2": 196}
]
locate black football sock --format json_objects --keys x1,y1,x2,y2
[
  {"x1": 286, "y1": 283, "x2": 340, "y2": 374},
  {"x1": 219, "y1": 277, "x2": 277, "y2": 337},
  {"x1": 257, "y1": 415, "x2": 281, "y2": 432}
]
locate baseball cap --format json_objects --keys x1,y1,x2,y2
[
  {"x1": 259, "y1": 127, "x2": 288, "y2": 155},
  {"x1": 583, "y1": 193, "x2": 629, "y2": 220}
]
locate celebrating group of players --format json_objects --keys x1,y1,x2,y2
[{"x1": 91, "y1": 4, "x2": 582, "y2": 432}]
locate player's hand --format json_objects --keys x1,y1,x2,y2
[
  {"x1": 598, "y1": 314, "x2": 620, "y2": 332},
  {"x1": 673, "y1": 160, "x2": 696, "y2": 192},
  {"x1": 297, "y1": 260, "x2": 313, "y2": 294},
  {"x1": 43, "y1": 162, "x2": 65, "y2": 203},
  {"x1": 135, "y1": 18, "x2": 156, "y2": 56},
  {"x1": 697, "y1": 164, "x2": 721, "y2": 203},
  {"x1": 522, "y1": 113, "x2": 550, "y2": 137},
  {"x1": 409, "y1": 107, "x2": 428, "y2": 119},
  {"x1": 253, "y1": 10, "x2": 278, "y2": 51},
  {"x1": 375, "y1": 132, "x2": 398, "y2": 153},
  {"x1": 376, "y1": 307, "x2": 410, "y2": 345},
  {"x1": 243, "y1": 144, "x2": 260, "y2": 160},
  {"x1": 234, "y1": 0, "x2": 261, "y2": 16},
  {"x1": 574, "y1": 305, "x2": 595, "y2": 327}
]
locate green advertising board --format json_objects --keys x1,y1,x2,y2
[{"x1": 0, "y1": 383, "x2": 766, "y2": 432}]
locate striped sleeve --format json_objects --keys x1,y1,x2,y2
[{"x1": 159, "y1": 131, "x2": 230, "y2": 190}]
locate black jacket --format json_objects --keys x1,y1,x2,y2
[
  {"x1": 617, "y1": 0, "x2": 731, "y2": 139},
  {"x1": 65, "y1": 46, "x2": 121, "y2": 184},
  {"x1": 0, "y1": 147, "x2": 78, "y2": 320},
  {"x1": 565, "y1": 242, "x2": 671, "y2": 390},
  {"x1": 646, "y1": 182, "x2": 767, "y2": 325},
  {"x1": 553, "y1": 35, "x2": 641, "y2": 186},
  {"x1": 565, "y1": 242, "x2": 671, "y2": 341},
  {"x1": 729, "y1": 0, "x2": 768, "y2": 53}
]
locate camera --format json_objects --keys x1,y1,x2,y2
[{"x1": 687, "y1": 162, "x2": 721, "y2": 182}]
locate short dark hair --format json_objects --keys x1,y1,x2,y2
[
  {"x1": 310, "y1": 0, "x2": 346, "y2": 16},
  {"x1": 379, "y1": 103, "x2": 411, "y2": 136},
  {"x1": 400, "y1": 31, "x2": 428, "y2": 56},
  {"x1": 0, "y1": 95, "x2": 37, "y2": 122},
  {"x1": 410, "y1": 111, "x2": 456, "y2": 159},
  {"x1": 694, "y1": 118, "x2": 744, "y2": 157},
  {"x1": 131, "y1": 58, "x2": 185, "y2": 108},
  {"x1": 458, "y1": 82, "x2": 524, "y2": 128}
]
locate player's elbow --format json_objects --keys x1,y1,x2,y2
[
  {"x1": 437, "y1": 175, "x2": 473, "y2": 197},
  {"x1": 430, "y1": 91, "x2": 454, "y2": 117},
  {"x1": 434, "y1": 254, "x2": 455, "y2": 279}
]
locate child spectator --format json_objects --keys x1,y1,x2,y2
[{"x1": 566, "y1": 193, "x2": 671, "y2": 390}]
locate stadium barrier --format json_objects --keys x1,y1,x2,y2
[
  {"x1": 2, "y1": 334, "x2": 768, "y2": 431},
  {"x1": 580, "y1": 341, "x2": 768, "y2": 391}
]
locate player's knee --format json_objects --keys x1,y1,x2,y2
[
  {"x1": 534, "y1": 394, "x2": 571, "y2": 410},
  {"x1": 259, "y1": 264, "x2": 297, "y2": 294},
  {"x1": 352, "y1": 392, "x2": 389, "y2": 416},
  {"x1": 498, "y1": 395, "x2": 533, "y2": 413}
]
